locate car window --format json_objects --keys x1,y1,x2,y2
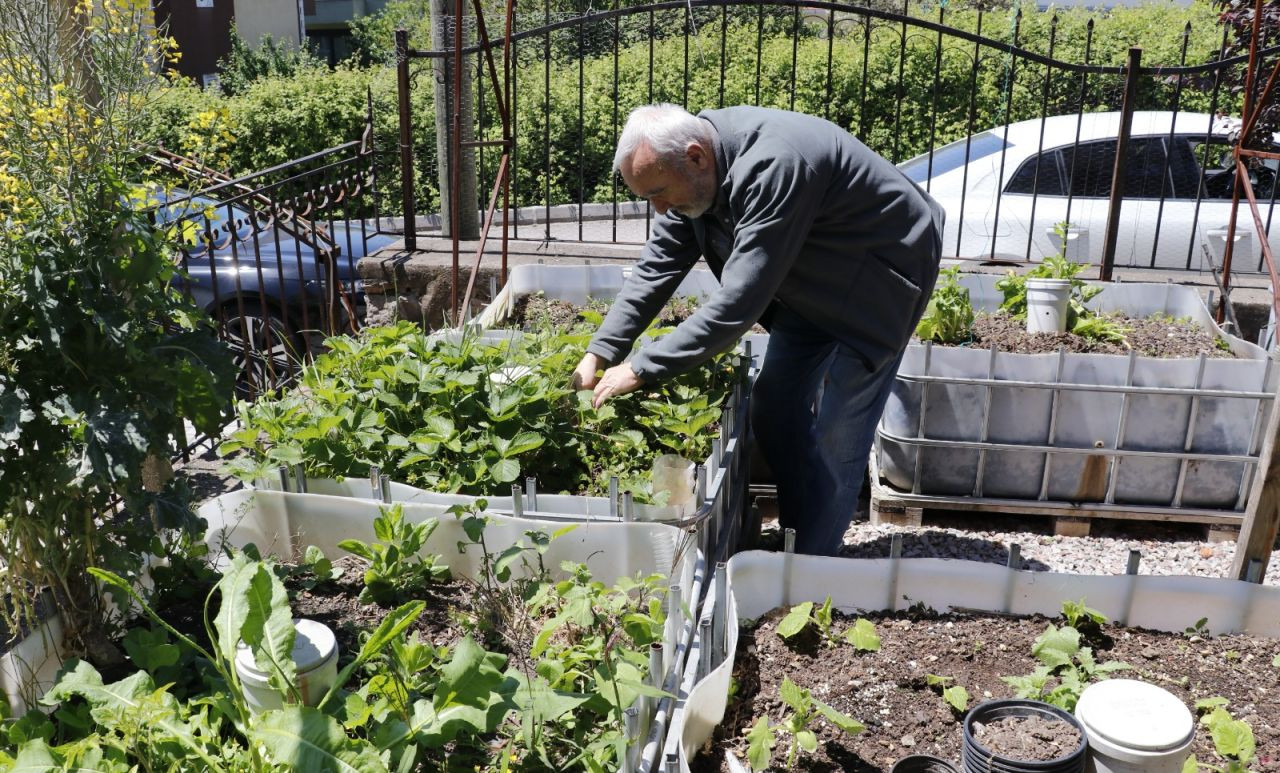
[
  {"x1": 1058, "y1": 138, "x2": 1171, "y2": 199},
  {"x1": 900, "y1": 131, "x2": 1009, "y2": 183},
  {"x1": 1004, "y1": 149, "x2": 1065, "y2": 195}
]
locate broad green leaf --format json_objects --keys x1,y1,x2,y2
[
  {"x1": 241, "y1": 564, "x2": 298, "y2": 697},
  {"x1": 424, "y1": 414, "x2": 455, "y2": 438},
  {"x1": 1180, "y1": 755, "x2": 1199, "y2": 773},
  {"x1": 503, "y1": 431, "x2": 544, "y2": 456},
  {"x1": 776, "y1": 602, "x2": 813, "y2": 640},
  {"x1": 337, "y1": 539, "x2": 375, "y2": 561},
  {"x1": 1032, "y1": 624, "x2": 1080, "y2": 670},
  {"x1": 1204, "y1": 708, "x2": 1255, "y2": 762},
  {"x1": 214, "y1": 552, "x2": 265, "y2": 666},
  {"x1": 746, "y1": 717, "x2": 775, "y2": 772},
  {"x1": 324, "y1": 601, "x2": 425, "y2": 709},
  {"x1": 493, "y1": 544, "x2": 525, "y2": 583},
  {"x1": 489, "y1": 457, "x2": 520, "y2": 483},
  {"x1": 251, "y1": 706, "x2": 387, "y2": 772},
  {"x1": 815, "y1": 698, "x2": 865, "y2": 735},
  {"x1": 943, "y1": 685, "x2": 970, "y2": 713},
  {"x1": 796, "y1": 729, "x2": 818, "y2": 752},
  {"x1": 122, "y1": 628, "x2": 179, "y2": 672},
  {"x1": 779, "y1": 677, "x2": 808, "y2": 713},
  {"x1": 509, "y1": 671, "x2": 590, "y2": 722},
  {"x1": 10, "y1": 739, "x2": 58, "y2": 772},
  {"x1": 266, "y1": 445, "x2": 305, "y2": 465},
  {"x1": 844, "y1": 618, "x2": 881, "y2": 652},
  {"x1": 413, "y1": 638, "x2": 508, "y2": 746}
]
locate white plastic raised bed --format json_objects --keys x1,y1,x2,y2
[
  {"x1": 878, "y1": 276, "x2": 1275, "y2": 513},
  {"x1": 667, "y1": 550, "x2": 1280, "y2": 771}
]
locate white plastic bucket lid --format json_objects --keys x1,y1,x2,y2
[
  {"x1": 1075, "y1": 679, "x2": 1194, "y2": 752},
  {"x1": 235, "y1": 618, "x2": 337, "y2": 683}
]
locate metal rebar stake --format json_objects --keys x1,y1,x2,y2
[
  {"x1": 609, "y1": 476, "x2": 620, "y2": 519},
  {"x1": 277, "y1": 465, "x2": 290, "y2": 491},
  {"x1": 667, "y1": 584, "x2": 683, "y2": 652},
  {"x1": 293, "y1": 464, "x2": 307, "y2": 494},
  {"x1": 699, "y1": 617, "x2": 713, "y2": 677},
  {"x1": 783, "y1": 528, "x2": 796, "y2": 554},
  {"x1": 511, "y1": 484, "x2": 523, "y2": 518},
  {"x1": 1007, "y1": 543, "x2": 1021, "y2": 570},
  {"x1": 525, "y1": 476, "x2": 537, "y2": 512},
  {"x1": 1126, "y1": 549, "x2": 1141, "y2": 575},
  {"x1": 1246, "y1": 559, "x2": 1263, "y2": 584},
  {"x1": 890, "y1": 532, "x2": 903, "y2": 559},
  {"x1": 369, "y1": 466, "x2": 382, "y2": 501},
  {"x1": 713, "y1": 561, "x2": 728, "y2": 661},
  {"x1": 623, "y1": 491, "x2": 635, "y2": 522},
  {"x1": 696, "y1": 465, "x2": 708, "y2": 504},
  {"x1": 1105, "y1": 350, "x2": 1139, "y2": 504}
]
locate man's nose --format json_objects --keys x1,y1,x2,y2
[{"x1": 650, "y1": 197, "x2": 670, "y2": 214}]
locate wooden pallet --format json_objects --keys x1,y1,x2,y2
[{"x1": 868, "y1": 454, "x2": 1244, "y2": 541}]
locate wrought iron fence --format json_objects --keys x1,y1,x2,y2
[
  {"x1": 398, "y1": 0, "x2": 1279, "y2": 278},
  {"x1": 149, "y1": 119, "x2": 390, "y2": 403}
]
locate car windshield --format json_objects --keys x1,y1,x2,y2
[{"x1": 899, "y1": 131, "x2": 1010, "y2": 183}]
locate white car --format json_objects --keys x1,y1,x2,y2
[{"x1": 900, "y1": 111, "x2": 1279, "y2": 271}]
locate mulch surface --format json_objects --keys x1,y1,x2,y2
[
  {"x1": 946, "y1": 313, "x2": 1235, "y2": 358},
  {"x1": 691, "y1": 607, "x2": 1279, "y2": 772}
]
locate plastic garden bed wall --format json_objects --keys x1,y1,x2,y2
[
  {"x1": 669, "y1": 551, "x2": 1280, "y2": 771},
  {"x1": 878, "y1": 276, "x2": 1275, "y2": 510},
  {"x1": 203, "y1": 488, "x2": 702, "y2": 770}
]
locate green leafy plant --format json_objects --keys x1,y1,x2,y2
[
  {"x1": 1183, "y1": 699, "x2": 1256, "y2": 773},
  {"x1": 1186, "y1": 617, "x2": 1211, "y2": 638},
  {"x1": 746, "y1": 677, "x2": 865, "y2": 771},
  {"x1": 916, "y1": 266, "x2": 975, "y2": 344},
  {"x1": 337, "y1": 504, "x2": 450, "y2": 605},
  {"x1": 1060, "y1": 599, "x2": 1107, "y2": 629},
  {"x1": 925, "y1": 674, "x2": 970, "y2": 715},
  {"x1": 1001, "y1": 623, "x2": 1130, "y2": 711},
  {"x1": 776, "y1": 597, "x2": 880, "y2": 651},
  {"x1": 995, "y1": 224, "x2": 1131, "y2": 346}
]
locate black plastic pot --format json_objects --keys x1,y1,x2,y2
[
  {"x1": 962, "y1": 700, "x2": 1087, "y2": 773},
  {"x1": 892, "y1": 754, "x2": 961, "y2": 773}
]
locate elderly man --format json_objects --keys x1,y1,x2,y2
[{"x1": 572, "y1": 104, "x2": 943, "y2": 556}]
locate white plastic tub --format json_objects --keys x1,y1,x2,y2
[
  {"x1": 1074, "y1": 679, "x2": 1195, "y2": 773},
  {"x1": 669, "y1": 550, "x2": 1280, "y2": 772},
  {"x1": 878, "y1": 277, "x2": 1274, "y2": 510},
  {"x1": 235, "y1": 618, "x2": 339, "y2": 713},
  {"x1": 1026, "y1": 278, "x2": 1072, "y2": 333}
]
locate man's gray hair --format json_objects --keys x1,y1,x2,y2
[{"x1": 613, "y1": 103, "x2": 712, "y2": 173}]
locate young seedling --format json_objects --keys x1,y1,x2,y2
[
  {"x1": 916, "y1": 266, "x2": 974, "y2": 345},
  {"x1": 925, "y1": 674, "x2": 970, "y2": 716},
  {"x1": 776, "y1": 597, "x2": 880, "y2": 651},
  {"x1": 1185, "y1": 617, "x2": 1210, "y2": 638},
  {"x1": 1001, "y1": 623, "x2": 1129, "y2": 711},
  {"x1": 337, "y1": 504, "x2": 450, "y2": 606},
  {"x1": 1183, "y1": 699, "x2": 1256, "y2": 773},
  {"x1": 746, "y1": 677, "x2": 865, "y2": 771}
]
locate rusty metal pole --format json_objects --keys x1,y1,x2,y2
[
  {"x1": 1100, "y1": 46, "x2": 1141, "y2": 282},
  {"x1": 396, "y1": 29, "x2": 417, "y2": 251}
]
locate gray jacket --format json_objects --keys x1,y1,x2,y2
[{"x1": 588, "y1": 106, "x2": 944, "y2": 380}]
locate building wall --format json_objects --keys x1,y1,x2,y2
[
  {"x1": 154, "y1": 0, "x2": 235, "y2": 86},
  {"x1": 236, "y1": 0, "x2": 303, "y2": 47}
]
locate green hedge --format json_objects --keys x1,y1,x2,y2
[{"x1": 140, "y1": 0, "x2": 1229, "y2": 215}]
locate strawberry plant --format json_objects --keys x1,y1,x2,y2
[{"x1": 220, "y1": 322, "x2": 742, "y2": 502}]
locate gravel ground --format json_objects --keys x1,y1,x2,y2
[{"x1": 829, "y1": 511, "x2": 1280, "y2": 586}]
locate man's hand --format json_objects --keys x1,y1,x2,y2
[
  {"x1": 571, "y1": 353, "x2": 605, "y2": 391},
  {"x1": 592, "y1": 363, "x2": 643, "y2": 408}
]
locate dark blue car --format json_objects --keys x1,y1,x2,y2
[{"x1": 152, "y1": 189, "x2": 398, "y2": 395}]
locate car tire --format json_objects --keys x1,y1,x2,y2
[{"x1": 217, "y1": 301, "x2": 303, "y2": 399}]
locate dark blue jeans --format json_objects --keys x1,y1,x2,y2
[{"x1": 751, "y1": 306, "x2": 905, "y2": 556}]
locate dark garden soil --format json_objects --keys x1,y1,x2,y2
[
  {"x1": 508, "y1": 293, "x2": 766, "y2": 333},
  {"x1": 946, "y1": 313, "x2": 1234, "y2": 358},
  {"x1": 973, "y1": 715, "x2": 1081, "y2": 761},
  {"x1": 287, "y1": 556, "x2": 481, "y2": 664},
  {"x1": 691, "y1": 607, "x2": 1280, "y2": 772}
]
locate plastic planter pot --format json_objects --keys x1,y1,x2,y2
[
  {"x1": 893, "y1": 754, "x2": 962, "y2": 773},
  {"x1": 1024, "y1": 278, "x2": 1071, "y2": 334},
  {"x1": 235, "y1": 618, "x2": 338, "y2": 713},
  {"x1": 962, "y1": 699, "x2": 1087, "y2": 773}
]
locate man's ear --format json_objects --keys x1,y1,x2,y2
[{"x1": 686, "y1": 142, "x2": 710, "y2": 170}]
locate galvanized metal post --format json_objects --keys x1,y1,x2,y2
[
  {"x1": 1100, "y1": 46, "x2": 1141, "y2": 282},
  {"x1": 395, "y1": 29, "x2": 416, "y2": 251}
]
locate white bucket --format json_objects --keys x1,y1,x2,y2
[
  {"x1": 1074, "y1": 679, "x2": 1195, "y2": 773},
  {"x1": 235, "y1": 618, "x2": 339, "y2": 713},
  {"x1": 1025, "y1": 278, "x2": 1072, "y2": 334}
]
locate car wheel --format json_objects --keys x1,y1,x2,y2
[{"x1": 218, "y1": 301, "x2": 302, "y2": 399}]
